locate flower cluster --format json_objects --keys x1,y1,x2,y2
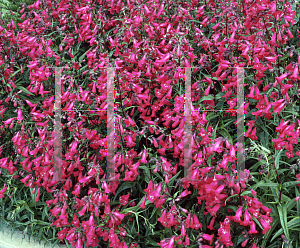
[{"x1": 0, "y1": 0, "x2": 299, "y2": 247}]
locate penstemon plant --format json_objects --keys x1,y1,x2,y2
[{"x1": 0, "y1": 0, "x2": 299, "y2": 247}]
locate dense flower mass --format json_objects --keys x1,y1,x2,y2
[{"x1": 0, "y1": 0, "x2": 299, "y2": 247}]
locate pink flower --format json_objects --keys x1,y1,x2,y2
[
  {"x1": 248, "y1": 221, "x2": 258, "y2": 234},
  {"x1": 290, "y1": 65, "x2": 299, "y2": 81},
  {"x1": 17, "y1": 108, "x2": 23, "y2": 121},
  {"x1": 86, "y1": 225, "x2": 96, "y2": 240},
  {"x1": 78, "y1": 205, "x2": 87, "y2": 216},
  {"x1": 119, "y1": 193, "x2": 130, "y2": 206},
  {"x1": 179, "y1": 189, "x2": 191, "y2": 198},
  {"x1": 183, "y1": 235, "x2": 190, "y2": 246},
  {"x1": 138, "y1": 53, "x2": 147, "y2": 68},
  {"x1": 246, "y1": 85, "x2": 255, "y2": 99},
  {"x1": 75, "y1": 236, "x2": 83, "y2": 248},
  {"x1": 191, "y1": 215, "x2": 202, "y2": 230},
  {"x1": 141, "y1": 149, "x2": 147, "y2": 163},
  {"x1": 242, "y1": 239, "x2": 249, "y2": 247},
  {"x1": 260, "y1": 216, "x2": 272, "y2": 234},
  {"x1": 124, "y1": 116, "x2": 136, "y2": 127},
  {"x1": 233, "y1": 207, "x2": 243, "y2": 222},
  {"x1": 180, "y1": 224, "x2": 186, "y2": 237},
  {"x1": 57, "y1": 228, "x2": 68, "y2": 241},
  {"x1": 66, "y1": 228, "x2": 76, "y2": 243},
  {"x1": 129, "y1": 52, "x2": 137, "y2": 64},
  {"x1": 139, "y1": 195, "x2": 147, "y2": 209},
  {"x1": 276, "y1": 73, "x2": 289, "y2": 85},
  {"x1": 229, "y1": 31, "x2": 235, "y2": 44},
  {"x1": 69, "y1": 141, "x2": 78, "y2": 153},
  {"x1": 36, "y1": 188, "x2": 40, "y2": 202},
  {"x1": 157, "y1": 236, "x2": 175, "y2": 248},
  {"x1": 242, "y1": 209, "x2": 252, "y2": 226},
  {"x1": 21, "y1": 146, "x2": 29, "y2": 157},
  {"x1": 0, "y1": 184, "x2": 8, "y2": 198},
  {"x1": 265, "y1": 56, "x2": 277, "y2": 63},
  {"x1": 50, "y1": 205, "x2": 62, "y2": 217},
  {"x1": 274, "y1": 102, "x2": 285, "y2": 115},
  {"x1": 207, "y1": 217, "x2": 215, "y2": 230},
  {"x1": 202, "y1": 234, "x2": 214, "y2": 244},
  {"x1": 126, "y1": 135, "x2": 136, "y2": 148},
  {"x1": 176, "y1": 45, "x2": 182, "y2": 58},
  {"x1": 79, "y1": 175, "x2": 92, "y2": 184},
  {"x1": 72, "y1": 184, "x2": 81, "y2": 197},
  {"x1": 3, "y1": 118, "x2": 15, "y2": 128},
  {"x1": 249, "y1": 127, "x2": 258, "y2": 140}
]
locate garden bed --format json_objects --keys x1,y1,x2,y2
[{"x1": 0, "y1": 222, "x2": 67, "y2": 248}]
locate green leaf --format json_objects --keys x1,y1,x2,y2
[
  {"x1": 139, "y1": 165, "x2": 151, "y2": 183},
  {"x1": 226, "y1": 205, "x2": 238, "y2": 212},
  {"x1": 109, "y1": 48, "x2": 115, "y2": 57},
  {"x1": 37, "y1": 228, "x2": 43, "y2": 243},
  {"x1": 240, "y1": 190, "x2": 252, "y2": 196},
  {"x1": 224, "y1": 194, "x2": 238, "y2": 205},
  {"x1": 168, "y1": 170, "x2": 181, "y2": 188},
  {"x1": 215, "y1": 92, "x2": 224, "y2": 100},
  {"x1": 296, "y1": 187, "x2": 300, "y2": 216},
  {"x1": 79, "y1": 48, "x2": 93, "y2": 62},
  {"x1": 286, "y1": 199, "x2": 296, "y2": 211},
  {"x1": 149, "y1": 206, "x2": 160, "y2": 219},
  {"x1": 199, "y1": 95, "x2": 214, "y2": 102},
  {"x1": 277, "y1": 168, "x2": 290, "y2": 176},
  {"x1": 154, "y1": 171, "x2": 164, "y2": 181},
  {"x1": 277, "y1": 203, "x2": 289, "y2": 240},
  {"x1": 113, "y1": 182, "x2": 135, "y2": 202},
  {"x1": 124, "y1": 106, "x2": 138, "y2": 111},
  {"x1": 275, "y1": 149, "x2": 283, "y2": 170},
  {"x1": 262, "y1": 218, "x2": 279, "y2": 246},
  {"x1": 252, "y1": 216, "x2": 264, "y2": 231},
  {"x1": 281, "y1": 192, "x2": 292, "y2": 202},
  {"x1": 283, "y1": 181, "x2": 300, "y2": 188},
  {"x1": 201, "y1": 73, "x2": 218, "y2": 81},
  {"x1": 10, "y1": 68, "x2": 21, "y2": 79},
  {"x1": 211, "y1": 121, "x2": 219, "y2": 141},
  {"x1": 23, "y1": 203, "x2": 34, "y2": 214},
  {"x1": 236, "y1": 234, "x2": 247, "y2": 246},
  {"x1": 251, "y1": 182, "x2": 279, "y2": 190},
  {"x1": 219, "y1": 129, "x2": 233, "y2": 144},
  {"x1": 271, "y1": 217, "x2": 300, "y2": 242},
  {"x1": 35, "y1": 220, "x2": 50, "y2": 225},
  {"x1": 206, "y1": 113, "x2": 219, "y2": 122},
  {"x1": 17, "y1": 86, "x2": 34, "y2": 95},
  {"x1": 121, "y1": 205, "x2": 139, "y2": 214}
]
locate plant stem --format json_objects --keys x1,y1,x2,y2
[{"x1": 270, "y1": 153, "x2": 282, "y2": 202}]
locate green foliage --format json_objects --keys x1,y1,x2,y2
[
  {"x1": 0, "y1": 0, "x2": 36, "y2": 27},
  {"x1": 0, "y1": 172, "x2": 63, "y2": 247}
]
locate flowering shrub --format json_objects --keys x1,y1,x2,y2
[{"x1": 0, "y1": 0, "x2": 300, "y2": 247}]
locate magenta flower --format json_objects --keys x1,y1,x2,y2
[
  {"x1": 138, "y1": 195, "x2": 147, "y2": 209},
  {"x1": 141, "y1": 149, "x2": 147, "y2": 163},
  {"x1": 233, "y1": 207, "x2": 243, "y2": 222},
  {"x1": 202, "y1": 233, "x2": 214, "y2": 245}
]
